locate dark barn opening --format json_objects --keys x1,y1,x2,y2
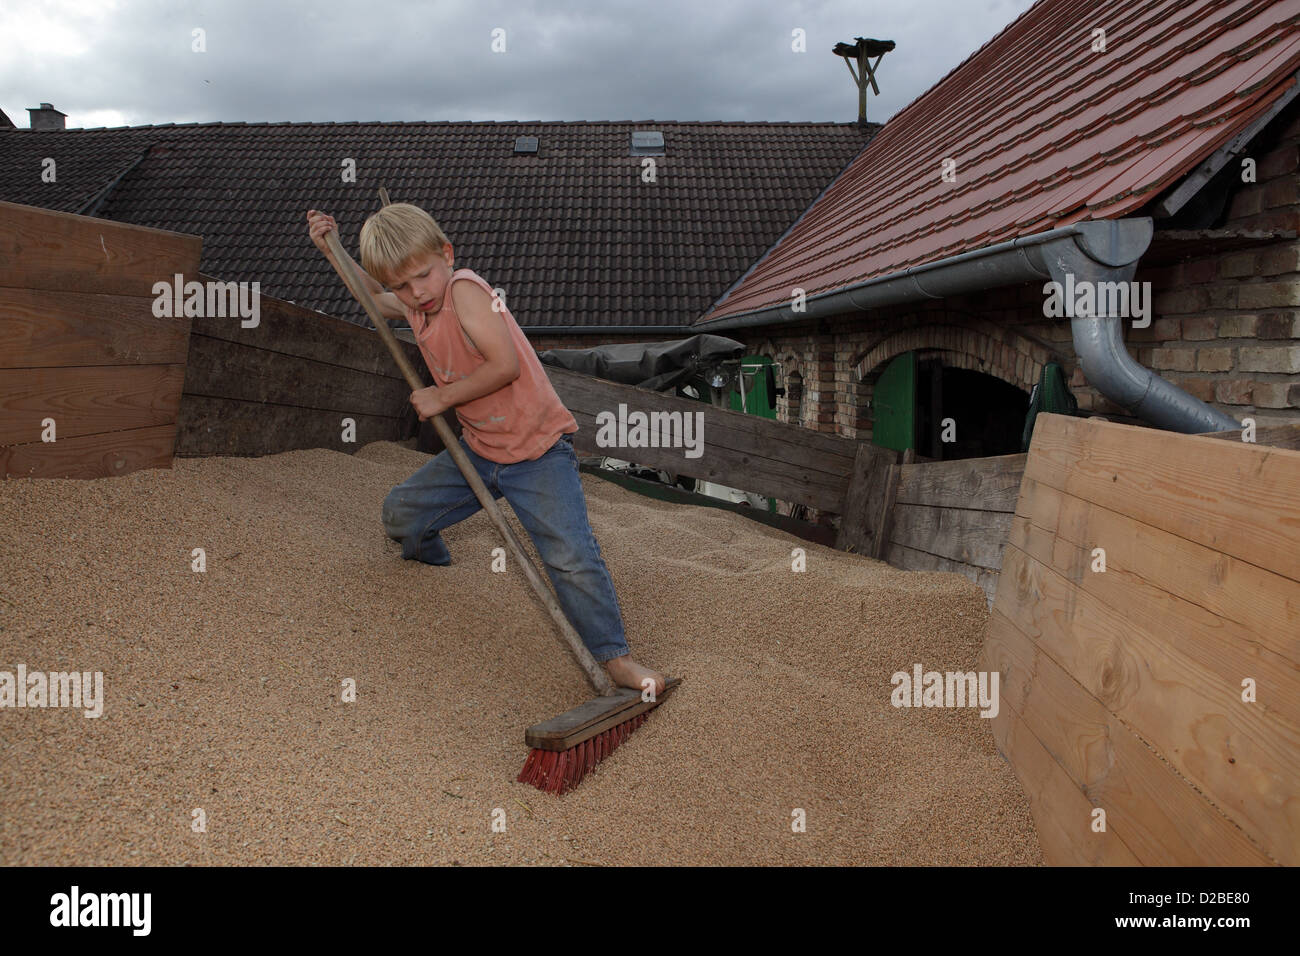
[{"x1": 915, "y1": 359, "x2": 1029, "y2": 460}]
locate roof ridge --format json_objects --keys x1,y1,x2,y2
[{"x1": 40, "y1": 118, "x2": 883, "y2": 133}]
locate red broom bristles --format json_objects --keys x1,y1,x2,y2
[{"x1": 517, "y1": 712, "x2": 649, "y2": 795}]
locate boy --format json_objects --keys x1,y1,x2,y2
[{"x1": 306, "y1": 205, "x2": 664, "y2": 695}]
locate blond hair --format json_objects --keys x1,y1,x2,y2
[{"x1": 359, "y1": 203, "x2": 451, "y2": 286}]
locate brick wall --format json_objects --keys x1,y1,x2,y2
[{"x1": 758, "y1": 287, "x2": 1063, "y2": 443}]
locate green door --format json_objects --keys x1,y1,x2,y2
[
  {"x1": 872, "y1": 351, "x2": 916, "y2": 452},
  {"x1": 727, "y1": 355, "x2": 777, "y2": 419},
  {"x1": 726, "y1": 355, "x2": 778, "y2": 512}
]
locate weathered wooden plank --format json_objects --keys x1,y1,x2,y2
[
  {"x1": 1202, "y1": 421, "x2": 1300, "y2": 451},
  {"x1": 989, "y1": 695, "x2": 1142, "y2": 866},
  {"x1": 183, "y1": 333, "x2": 413, "y2": 419},
  {"x1": 871, "y1": 455, "x2": 905, "y2": 560},
  {"x1": 1025, "y1": 413, "x2": 1300, "y2": 584},
  {"x1": 889, "y1": 503, "x2": 1013, "y2": 569},
  {"x1": 0, "y1": 423, "x2": 176, "y2": 479},
  {"x1": 834, "y1": 442, "x2": 896, "y2": 554},
  {"x1": 894, "y1": 452, "x2": 1027, "y2": 511},
  {"x1": 174, "y1": 395, "x2": 408, "y2": 458},
  {"x1": 0, "y1": 203, "x2": 198, "y2": 478},
  {"x1": 564, "y1": 406, "x2": 847, "y2": 511},
  {"x1": 549, "y1": 368, "x2": 857, "y2": 511},
  {"x1": 0, "y1": 288, "x2": 192, "y2": 369},
  {"x1": 0, "y1": 365, "x2": 185, "y2": 445},
  {"x1": 0, "y1": 199, "x2": 202, "y2": 297},
  {"x1": 981, "y1": 609, "x2": 1276, "y2": 865},
  {"x1": 1017, "y1": 476, "x2": 1300, "y2": 665},
  {"x1": 580, "y1": 463, "x2": 840, "y2": 546},
  {"x1": 192, "y1": 273, "x2": 426, "y2": 380},
  {"x1": 997, "y1": 539, "x2": 1300, "y2": 864},
  {"x1": 558, "y1": 401, "x2": 855, "y2": 488},
  {"x1": 874, "y1": 447, "x2": 915, "y2": 560},
  {"x1": 884, "y1": 540, "x2": 999, "y2": 607},
  {"x1": 547, "y1": 364, "x2": 858, "y2": 464},
  {"x1": 836, "y1": 443, "x2": 878, "y2": 554},
  {"x1": 416, "y1": 413, "x2": 462, "y2": 456}
]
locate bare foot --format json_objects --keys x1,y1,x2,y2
[{"x1": 605, "y1": 654, "x2": 666, "y2": 697}]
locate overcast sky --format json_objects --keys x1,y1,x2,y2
[{"x1": 2, "y1": 0, "x2": 1036, "y2": 129}]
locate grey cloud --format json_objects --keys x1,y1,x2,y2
[{"x1": 1, "y1": 0, "x2": 1036, "y2": 127}]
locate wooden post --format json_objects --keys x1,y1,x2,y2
[
  {"x1": 871, "y1": 446, "x2": 913, "y2": 560},
  {"x1": 857, "y1": 50, "x2": 868, "y2": 124},
  {"x1": 835, "y1": 441, "x2": 899, "y2": 555}
]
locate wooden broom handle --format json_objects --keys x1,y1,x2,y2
[{"x1": 322, "y1": 223, "x2": 616, "y2": 696}]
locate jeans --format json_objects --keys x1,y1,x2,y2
[{"x1": 381, "y1": 434, "x2": 630, "y2": 663}]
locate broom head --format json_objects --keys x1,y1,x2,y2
[{"x1": 518, "y1": 677, "x2": 680, "y2": 795}]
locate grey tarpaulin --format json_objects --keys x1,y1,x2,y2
[{"x1": 538, "y1": 334, "x2": 746, "y2": 393}]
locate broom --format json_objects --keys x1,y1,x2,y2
[{"x1": 322, "y1": 190, "x2": 679, "y2": 795}]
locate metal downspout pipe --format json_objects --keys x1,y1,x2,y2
[{"x1": 1028, "y1": 219, "x2": 1239, "y2": 433}]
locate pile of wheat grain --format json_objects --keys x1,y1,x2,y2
[{"x1": 0, "y1": 442, "x2": 1041, "y2": 866}]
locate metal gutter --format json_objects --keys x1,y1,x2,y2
[
  {"x1": 694, "y1": 222, "x2": 1095, "y2": 333},
  {"x1": 696, "y1": 217, "x2": 1239, "y2": 433}
]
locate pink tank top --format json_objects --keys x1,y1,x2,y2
[{"x1": 405, "y1": 269, "x2": 577, "y2": 463}]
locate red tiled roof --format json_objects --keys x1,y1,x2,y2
[
  {"x1": 0, "y1": 120, "x2": 873, "y2": 330},
  {"x1": 702, "y1": 0, "x2": 1300, "y2": 325}
]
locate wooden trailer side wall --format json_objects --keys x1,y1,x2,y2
[
  {"x1": 0, "y1": 200, "x2": 202, "y2": 479},
  {"x1": 175, "y1": 276, "x2": 429, "y2": 457},
  {"x1": 979, "y1": 412, "x2": 1300, "y2": 866}
]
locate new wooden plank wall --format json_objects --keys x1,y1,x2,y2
[
  {"x1": 979, "y1": 412, "x2": 1300, "y2": 866},
  {"x1": 175, "y1": 275, "x2": 429, "y2": 457},
  {"x1": 0, "y1": 200, "x2": 202, "y2": 479}
]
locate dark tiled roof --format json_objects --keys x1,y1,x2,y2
[
  {"x1": 702, "y1": 0, "x2": 1300, "y2": 325},
  {"x1": 0, "y1": 120, "x2": 874, "y2": 329}
]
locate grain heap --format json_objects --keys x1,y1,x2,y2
[{"x1": 0, "y1": 442, "x2": 1041, "y2": 865}]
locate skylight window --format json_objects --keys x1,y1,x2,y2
[{"x1": 630, "y1": 130, "x2": 665, "y2": 156}]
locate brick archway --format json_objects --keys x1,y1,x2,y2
[{"x1": 852, "y1": 324, "x2": 1045, "y2": 391}]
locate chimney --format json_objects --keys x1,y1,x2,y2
[{"x1": 27, "y1": 103, "x2": 67, "y2": 130}]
